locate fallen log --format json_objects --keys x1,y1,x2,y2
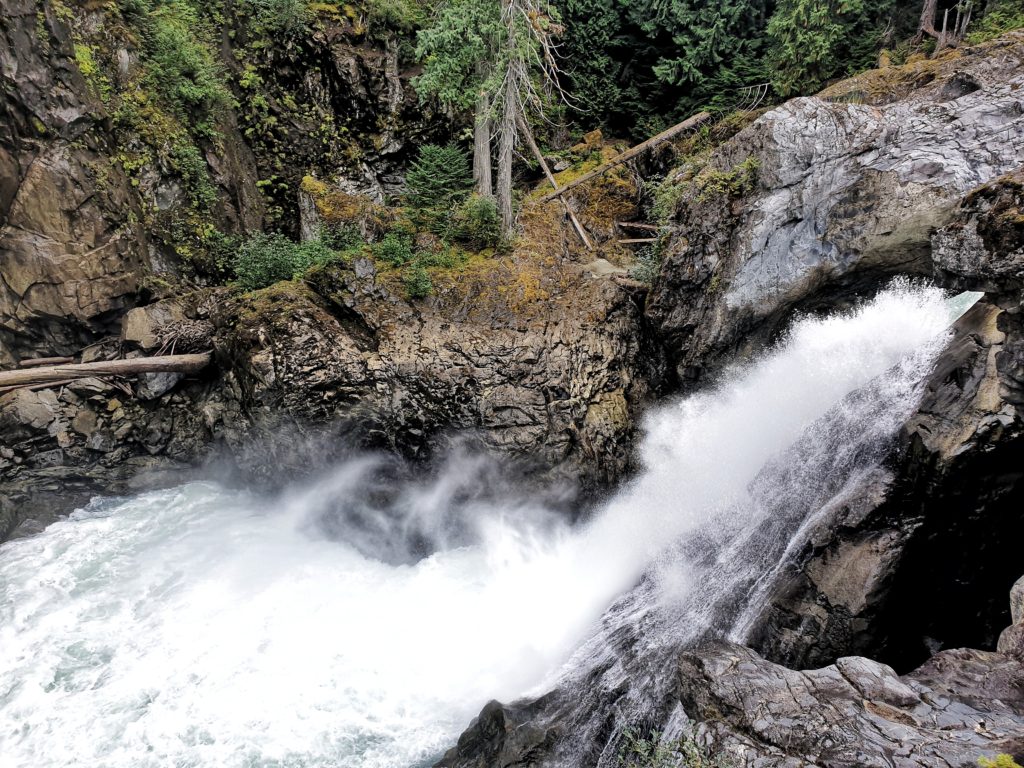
[
  {"x1": 0, "y1": 353, "x2": 212, "y2": 391},
  {"x1": 517, "y1": 114, "x2": 594, "y2": 251},
  {"x1": 539, "y1": 111, "x2": 711, "y2": 203},
  {"x1": 616, "y1": 221, "x2": 660, "y2": 232},
  {"x1": 618, "y1": 238, "x2": 658, "y2": 244}
]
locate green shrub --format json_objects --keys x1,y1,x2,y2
[
  {"x1": 966, "y1": 0, "x2": 1024, "y2": 44},
  {"x1": 629, "y1": 243, "x2": 663, "y2": 284},
  {"x1": 365, "y1": 0, "x2": 425, "y2": 33},
  {"x1": 321, "y1": 222, "x2": 364, "y2": 251},
  {"x1": 402, "y1": 261, "x2": 433, "y2": 299},
  {"x1": 373, "y1": 232, "x2": 415, "y2": 266},
  {"x1": 242, "y1": 0, "x2": 308, "y2": 35},
  {"x1": 448, "y1": 194, "x2": 502, "y2": 249},
  {"x1": 416, "y1": 245, "x2": 465, "y2": 269},
  {"x1": 405, "y1": 144, "x2": 472, "y2": 211},
  {"x1": 618, "y1": 727, "x2": 734, "y2": 768},
  {"x1": 122, "y1": 0, "x2": 232, "y2": 136},
  {"x1": 233, "y1": 233, "x2": 337, "y2": 290},
  {"x1": 979, "y1": 756, "x2": 1024, "y2": 768}
]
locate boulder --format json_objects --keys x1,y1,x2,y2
[{"x1": 121, "y1": 300, "x2": 187, "y2": 351}]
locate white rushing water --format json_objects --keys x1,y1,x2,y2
[{"x1": 0, "y1": 283, "x2": 962, "y2": 768}]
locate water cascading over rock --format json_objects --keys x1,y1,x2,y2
[{"x1": 0, "y1": 283, "x2": 977, "y2": 768}]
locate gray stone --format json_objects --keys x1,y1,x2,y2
[
  {"x1": 137, "y1": 371, "x2": 183, "y2": 400},
  {"x1": 1011, "y1": 575, "x2": 1024, "y2": 625}
]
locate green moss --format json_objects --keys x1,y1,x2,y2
[
  {"x1": 618, "y1": 727, "x2": 735, "y2": 768},
  {"x1": 979, "y1": 757, "x2": 1024, "y2": 768},
  {"x1": 694, "y1": 156, "x2": 760, "y2": 203}
]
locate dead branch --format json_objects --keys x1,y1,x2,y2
[{"x1": 539, "y1": 111, "x2": 712, "y2": 203}]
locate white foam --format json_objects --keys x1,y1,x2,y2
[{"x1": 0, "y1": 281, "x2": 954, "y2": 768}]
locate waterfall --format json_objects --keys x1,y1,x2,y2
[{"x1": 0, "y1": 282, "x2": 964, "y2": 768}]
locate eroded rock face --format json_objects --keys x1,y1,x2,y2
[
  {"x1": 999, "y1": 575, "x2": 1024, "y2": 662},
  {"x1": 0, "y1": 0, "x2": 264, "y2": 362},
  {"x1": 0, "y1": 246, "x2": 654, "y2": 540},
  {"x1": 746, "y1": 167, "x2": 1024, "y2": 672},
  {"x1": 213, "y1": 256, "x2": 652, "y2": 490},
  {"x1": 441, "y1": 600, "x2": 1024, "y2": 768},
  {"x1": 674, "y1": 641, "x2": 1024, "y2": 767},
  {"x1": 646, "y1": 34, "x2": 1024, "y2": 386}
]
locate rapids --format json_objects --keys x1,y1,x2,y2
[{"x1": 0, "y1": 283, "x2": 965, "y2": 767}]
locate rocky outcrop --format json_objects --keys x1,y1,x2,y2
[
  {"x1": 674, "y1": 641, "x2": 1024, "y2": 767},
  {"x1": 646, "y1": 32, "x2": 1024, "y2": 386},
  {"x1": 214, "y1": 248, "x2": 652, "y2": 487},
  {"x1": 0, "y1": 243, "x2": 654, "y2": 539},
  {"x1": 746, "y1": 168, "x2": 1024, "y2": 672},
  {"x1": 440, "y1": 586, "x2": 1024, "y2": 768},
  {"x1": 1000, "y1": 576, "x2": 1024, "y2": 662}
]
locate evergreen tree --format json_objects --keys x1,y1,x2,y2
[
  {"x1": 416, "y1": 0, "x2": 564, "y2": 233},
  {"x1": 766, "y1": 0, "x2": 865, "y2": 97},
  {"x1": 415, "y1": 0, "x2": 503, "y2": 198}
]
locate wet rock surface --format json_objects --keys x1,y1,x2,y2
[
  {"x1": 647, "y1": 33, "x2": 1024, "y2": 387},
  {"x1": 0, "y1": 249, "x2": 653, "y2": 540},
  {"x1": 673, "y1": 641, "x2": 1024, "y2": 767}
]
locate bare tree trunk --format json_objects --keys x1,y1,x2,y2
[
  {"x1": 913, "y1": 0, "x2": 939, "y2": 43},
  {"x1": 496, "y1": 76, "x2": 517, "y2": 234},
  {"x1": 0, "y1": 353, "x2": 212, "y2": 391},
  {"x1": 473, "y1": 89, "x2": 493, "y2": 198},
  {"x1": 473, "y1": 56, "x2": 493, "y2": 199},
  {"x1": 496, "y1": 0, "x2": 519, "y2": 234}
]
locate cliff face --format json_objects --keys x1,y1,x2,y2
[
  {"x1": 647, "y1": 33, "x2": 1024, "y2": 386},
  {"x1": 0, "y1": 1, "x2": 654, "y2": 540},
  {"x1": 0, "y1": 0, "x2": 448, "y2": 366}
]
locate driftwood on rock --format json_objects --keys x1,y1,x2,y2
[
  {"x1": 539, "y1": 111, "x2": 712, "y2": 204},
  {"x1": 0, "y1": 353, "x2": 212, "y2": 392}
]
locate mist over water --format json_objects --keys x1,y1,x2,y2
[{"x1": 0, "y1": 283, "x2": 957, "y2": 768}]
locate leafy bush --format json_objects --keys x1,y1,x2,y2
[
  {"x1": 234, "y1": 233, "x2": 336, "y2": 290},
  {"x1": 119, "y1": 0, "x2": 232, "y2": 137},
  {"x1": 416, "y1": 245, "x2": 465, "y2": 269},
  {"x1": 365, "y1": 0, "x2": 425, "y2": 33},
  {"x1": 618, "y1": 727, "x2": 734, "y2": 768},
  {"x1": 966, "y1": 0, "x2": 1024, "y2": 44},
  {"x1": 448, "y1": 194, "x2": 502, "y2": 249},
  {"x1": 320, "y1": 222, "x2": 364, "y2": 251},
  {"x1": 979, "y1": 756, "x2": 1024, "y2": 768},
  {"x1": 373, "y1": 232, "x2": 415, "y2": 266},
  {"x1": 629, "y1": 243, "x2": 663, "y2": 284},
  {"x1": 242, "y1": 0, "x2": 309, "y2": 34},
  {"x1": 402, "y1": 261, "x2": 433, "y2": 299},
  {"x1": 405, "y1": 144, "x2": 472, "y2": 211}
]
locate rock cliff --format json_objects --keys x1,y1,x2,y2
[{"x1": 1, "y1": 0, "x2": 659, "y2": 542}]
